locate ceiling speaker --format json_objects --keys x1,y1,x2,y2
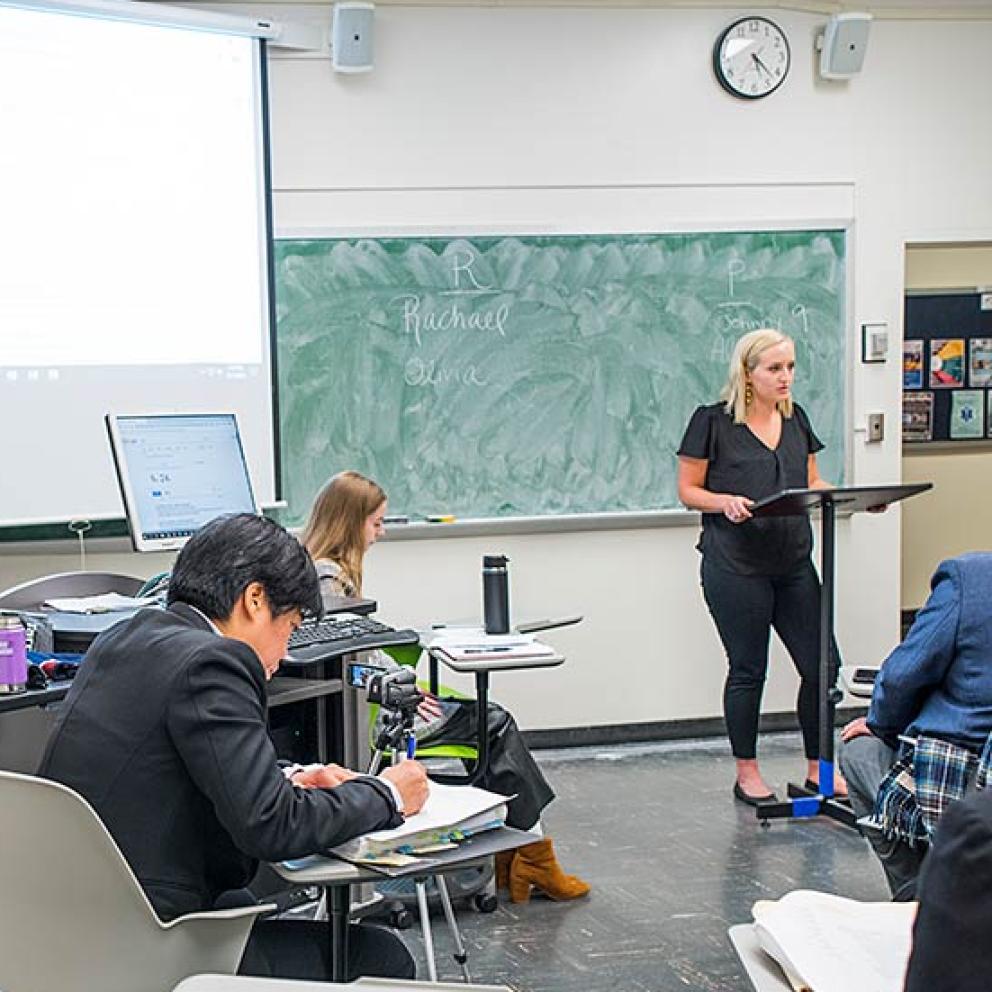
[
  {"x1": 332, "y1": 2, "x2": 374, "y2": 74},
  {"x1": 818, "y1": 12, "x2": 872, "y2": 80}
]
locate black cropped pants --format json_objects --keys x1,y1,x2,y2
[{"x1": 701, "y1": 558, "x2": 841, "y2": 761}]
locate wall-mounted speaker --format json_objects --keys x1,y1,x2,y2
[
  {"x1": 331, "y1": 2, "x2": 374, "y2": 74},
  {"x1": 818, "y1": 12, "x2": 872, "y2": 80}
]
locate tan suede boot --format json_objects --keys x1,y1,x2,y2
[
  {"x1": 495, "y1": 849, "x2": 516, "y2": 890},
  {"x1": 507, "y1": 837, "x2": 591, "y2": 903}
]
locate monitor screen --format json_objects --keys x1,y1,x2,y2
[{"x1": 106, "y1": 413, "x2": 258, "y2": 552}]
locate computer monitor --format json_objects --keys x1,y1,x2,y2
[{"x1": 106, "y1": 413, "x2": 258, "y2": 553}]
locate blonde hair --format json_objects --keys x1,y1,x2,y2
[
  {"x1": 301, "y1": 470, "x2": 386, "y2": 594},
  {"x1": 721, "y1": 328, "x2": 795, "y2": 424}
]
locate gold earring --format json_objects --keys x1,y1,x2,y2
[{"x1": 745, "y1": 382, "x2": 753, "y2": 406}]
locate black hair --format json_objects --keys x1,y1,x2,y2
[{"x1": 167, "y1": 513, "x2": 322, "y2": 621}]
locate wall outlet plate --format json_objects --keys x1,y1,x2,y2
[{"x1": 867, "y1": 412, "x2": 885, "y2": 443}]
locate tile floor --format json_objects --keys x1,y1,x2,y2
[{"x1": 407, "y1": 733, "x2": 891, "y2": 991}]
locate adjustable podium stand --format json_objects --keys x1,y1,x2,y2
[{"x1": 747, "y1": 483, "x2": 932, "y2": 828}]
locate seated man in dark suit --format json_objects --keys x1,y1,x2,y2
[
  {"x1": 838, "y1": 553, "x2": 992, "y2": 901},
  {"x1": 39, "y1": 513, "x2": 429, "y2": 982},
  {"x1": 904, "y1": 785, "x2": 992, "y2": 992}
]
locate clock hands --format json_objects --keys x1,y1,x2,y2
[{"x1": 751, "y1": 51, "x2": 774, "y2": 79}]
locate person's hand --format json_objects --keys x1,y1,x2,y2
[
  {"x1": 416, "y1": 692, "x2": 444, "y2": 723},
  {"x1": 381, "y1": 760, "x2": 430, "y2": 816},
  {"x1": 867, "y1": 503, "x2": 889, "y2": 514},
  {"x1": 722, "y1": 494, "x2": 754, "y2": 524},
  {"x1": 841, "y1": 716, "x2": 872, "y2": 742},
  {"x1": 291, "y1": 763, "x2": 358, "y2": 790}
]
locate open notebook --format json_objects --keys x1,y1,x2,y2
[
  {"x1": 330, "y1": 782, "x2": 510, "y2": 863},
  {"x1": 751, "y1": 890, "x2": 916, "y2": 992}
]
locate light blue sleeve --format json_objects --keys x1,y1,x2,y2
[{"x1": 868, "y1": 560, "x2": 961, "y2": 747}]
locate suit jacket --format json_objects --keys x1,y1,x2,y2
[
  {"x1": 868, "y1": 553, "x2": 992, "y2": 751},
  {"x1": 905, "y1": 786, "x2": 992, "y2": 991},
  {"x1": 38, "y1": 603, "x2": 401, "y2": 920}
]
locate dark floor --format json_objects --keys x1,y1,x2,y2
[{"x1": 410, "y1": 733, "x2": 891, "y2": 991}]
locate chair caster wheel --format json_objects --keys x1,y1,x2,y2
[
  {"x1": 473, "y1": 892, "x2": 498, "y2": 913},
  {"x1": 385, "y1": 901, "x2": 414, "y2": 930},
  {"x1": 760, "y1": 819, "x2": 770, "y2": 830}
]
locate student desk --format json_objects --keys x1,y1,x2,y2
[
  {"x1": 423, "y1": 643, "x2": 564, "y2": 786},
  {"x1": 272, "y1": 829, "x2": 530, "y2": 983}
]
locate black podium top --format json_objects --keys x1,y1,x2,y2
[{"x1": 750, "y1": 482, "x2": 933, "y2": 518}]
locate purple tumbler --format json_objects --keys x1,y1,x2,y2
[{"x1": 0, "y1": 616, "x2": 27, "y2": 694}]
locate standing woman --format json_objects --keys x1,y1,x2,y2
[
  {"x1": 676, "y1": 328, "x2": 844, "y2": 805},
  {"x1": 301, "y1": 471, "x2": 590, "y2": 903}
]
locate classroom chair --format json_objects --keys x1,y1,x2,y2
[{"x1": 0, "y1": 770, "x2": 272, "y2": 992}]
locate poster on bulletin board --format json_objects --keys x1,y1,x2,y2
[{"x1": 903, "y1": 292, "x2": 992, "y2": 444}]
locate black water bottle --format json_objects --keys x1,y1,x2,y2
[{"x1": 482, "y1": 555, "x2": 510, "y2": 634}]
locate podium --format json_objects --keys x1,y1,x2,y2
[{"x1": 747, "y1": 483, "x2": 932, "y2": 828}]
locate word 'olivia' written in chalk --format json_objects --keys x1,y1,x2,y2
[
  {"x1": 405, "y1": 358, "x2": 488, "y2": 388},
  {"x1": 393, "y1": 249, "x2": 510, "y2": 347}
]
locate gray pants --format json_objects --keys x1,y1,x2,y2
[{"x1": 838, "y1": 734, "x2": 926, "y2": 901}]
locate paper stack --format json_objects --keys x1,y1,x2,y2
[
  {"x1": 331, "y1": 781, "x2": 510, "y2": 863},
  {"x1": 426, "y1": 630, "x2": 556, "y2": 663},
  {"x1": 44, "y1": 592, "x2": 158, "y2": 614},
  {"x1": 751, "y1": 890, "x2": 916, "y2": 992}
]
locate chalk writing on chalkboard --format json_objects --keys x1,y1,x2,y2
[{"x1": 275, "y1": 230, "x2": 846, "y2": 524}]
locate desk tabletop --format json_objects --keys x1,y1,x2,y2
[
  {"x1": 728, "y1": 924, "x2": 791, "y2": 992},
  {"x1": 273, "y1": 827, "x2": 532, "y2": 884},
  {"x1": 174, "y1": 974, "x2": 510, "y2": 991},
  {"x1": 428, "y1": 647, "x2": 565, "y2": 674},
  {"x1": 0, "y1": 681, "x2": 70, "y2": 715}
]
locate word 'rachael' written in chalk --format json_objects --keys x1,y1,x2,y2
[{"x1": 394, "y1": 293, "x2": 510, "y2": 348}]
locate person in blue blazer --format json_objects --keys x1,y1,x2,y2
[{"x1": 840, "y1": 552, "x2": 992, "y2": 900}]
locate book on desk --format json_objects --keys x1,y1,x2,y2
[{"x1": 329, "y1": 782, "x2": 511, "y2": 864}]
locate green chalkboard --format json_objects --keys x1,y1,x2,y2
[{"x1": 275, "y1": 230, "x2": 846, "y2": 525}]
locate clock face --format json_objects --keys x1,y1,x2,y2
[{"x1": 713, "y1": 17, "x2": 791, "y2": 100}]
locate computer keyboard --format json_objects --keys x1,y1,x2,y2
[{"x1": 285, "y1": 615, "x2": 420, "y2": 664}]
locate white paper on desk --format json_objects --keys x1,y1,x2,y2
[
  {"x1": 751, "y1": 890, "x2": 916, "y2": 992},
  {"x1": 426, "y1": 631, "x2": 536, "y2": 648},
  {"x1": 44, "y1": 592, "x2": 158, "y2": 613},
  {"x1": 331, "y1": 782, "x2": 510, "y2": 861},
  {"x1": 426, "y1": 631, "x2": 555, "y2": 662}
]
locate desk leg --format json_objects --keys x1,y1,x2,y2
[
  {"x1": 473, "y1": 671, "x2": 490, "y2": 784},
  {"x1": 429, "y1": 653, "x2": 439, "y2": 696},
  {"x1": 329, "y1": 883, "x2": 351, "y2": 982}
]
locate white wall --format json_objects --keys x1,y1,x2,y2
[{"x1": 5, "y1": 7, "x2": 992, "y2": 732}]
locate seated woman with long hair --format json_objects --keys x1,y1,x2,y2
[{"x1": 301, "y1": 470, "x2": 589, "y2": 904}]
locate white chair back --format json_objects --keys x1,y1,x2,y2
[{"x1": 0, "y1": 771, "x2": 268, "y2": 992}]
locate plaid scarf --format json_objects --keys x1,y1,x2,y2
[{"x1": 873, "y1": 734, "x2": 992, "y2": 846}]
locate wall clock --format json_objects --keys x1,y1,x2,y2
[{"x1": 713, "y1": 16, "x2": 791, "y2": 100}]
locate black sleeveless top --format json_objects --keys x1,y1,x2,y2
[{"x1": 677, "y1": 402, "x2": 824, "y2": 576}]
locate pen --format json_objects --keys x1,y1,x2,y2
[
  {"x1": 406, "y1": 733, "x2": 417, "y2": 760},
  {"x1": 426, "y1": 514, "x2": 456, "y2": 523},
  {"x1": 384, "y1": 515, "x2": 409, "y2": 525}
]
